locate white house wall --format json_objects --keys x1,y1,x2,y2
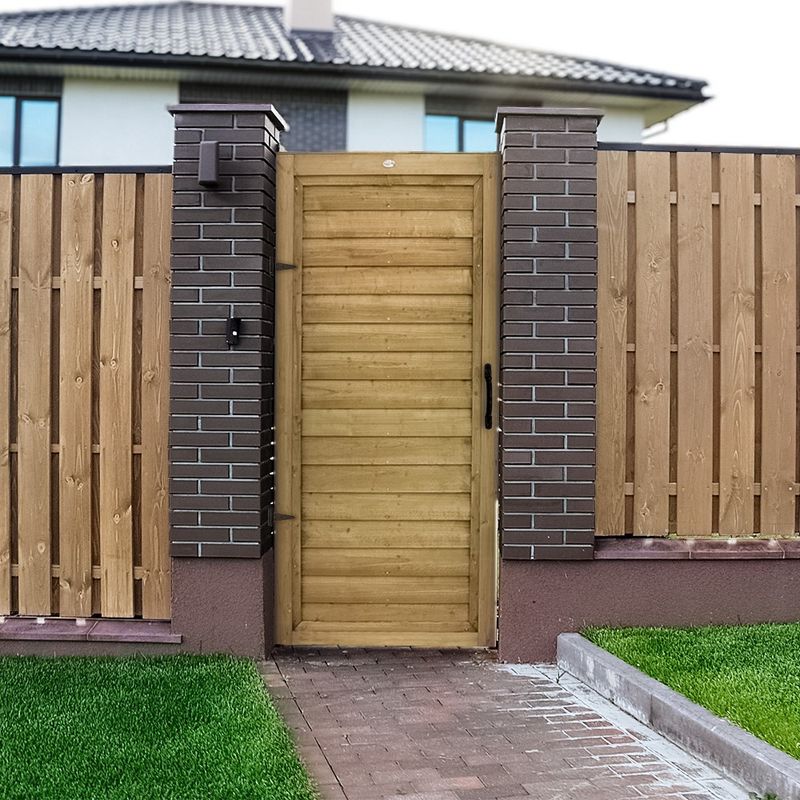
[
  {"x1": 597, "y1": 109, "x2": 645, "y2": 142},
  {"x1": 60, "y1": 79, "x2": 178, "y2": 165},
  {"x1": 346, "y1": 92, "x2": 425, "y2": 151}
]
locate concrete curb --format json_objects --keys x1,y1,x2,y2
[{"x1": 557, "y1": 632, "x2": 800, "y2": 800}]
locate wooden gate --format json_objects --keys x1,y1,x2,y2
[
  {"x1": 275, "y1": 153, "x2": 498, "y2": 647},
  {"x1": 0, "y1": 171, "x2": 171, "y2": 620}
]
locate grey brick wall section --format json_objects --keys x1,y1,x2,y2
[
  {"x1": 180, "y1": 84, "x2": 346, "y2": 152},
  {"x1": 168, "y1": 103, "x2": 286, "y2": 558},
  {"x1": 496, "y1": 107, "x2": 602, "y2": 561}
]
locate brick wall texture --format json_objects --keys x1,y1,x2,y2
[
  {"x1": 169, "y1": 104, "x2": 285, "y2": 558},
  {"x1": 181, "y1": 84, "x2": 346, "y2": 152},
  {"x1": 496, "y1": 107, "x2": 601, "y2": 561}
]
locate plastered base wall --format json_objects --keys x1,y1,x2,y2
[
  {"x1": 171, "y1": 550, "x2": 274, "y2": 658},
  {"x1": 499, "y1": 559, "x2": 800, "y2": 663}
]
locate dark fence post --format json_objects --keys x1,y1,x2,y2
[{"x1": 167, "y1": 104, "x2": 286, "y2": 656}]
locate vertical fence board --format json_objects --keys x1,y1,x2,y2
[
  {"x1": 596, "y1": 151, "x2": 628, "y2": 535},
  {"x1": 17, "y1": 175, "x2": 53, "y2": 615},
  {"x1": 59, "y1": 174, "x2": 95, "y2": 617},
  {"x1": 719, "y1": 154, "x2": 755, "y2": 536},
  {"x1": 140, "y1": 174, "x2": 171, "y2": 619},
  {"x1": 676, "y1": 153, "x2": 714, "y2": 535},
  {"x1": 0, "y1": 176, "x2": 10, "y2": 613},
  {"x1": 760, "y1": 155, "x2": 797, "y2": 535},
  {"x1": 633, "y1": 152, "x2": 671, "y2": 535},
  {"x1": 99, "y1": 174, "x2": 136, "y2": 617}
]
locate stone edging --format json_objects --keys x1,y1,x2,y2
[{"x1": 557, "y1": 632, "x2": 800, "y2": 800}]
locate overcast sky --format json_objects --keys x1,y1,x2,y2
[{"x1": 1, "y1": 0, "x2": 798, "y2": 147}]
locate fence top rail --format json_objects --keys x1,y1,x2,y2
[
  {"x1": 0, "y1": 165, "x2": 172, "y2": 175},
  {"x1": 600, "y1": 142, "x2": 800, "y2": 156}
]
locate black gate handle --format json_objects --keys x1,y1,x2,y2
[{"x1": 483, "y1": 363, "x2": 493, "y2": 430}]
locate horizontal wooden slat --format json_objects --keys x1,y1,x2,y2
[
  {"x1": 303, "y1": 324, "x2": 472, "y2": 352},
  {"x1": 303, "y1": 492, "x2": 471, "y2": 520},
  {"x1": 303, "y1": 237, "x2": 472, "y2": 266},
  {"x1": 303, "y1": 294, "x2": 472, "y2": 324},
  {"x1": 303, "y1": 267, "x2": 472, "y2": 296},
  {"x1": 301, "y1": 575, "x2": 470, "y2": 604},
  {"x1": 302, "y1": 548, "x2": 470, "y2": 577},
  {"x1": 302, "y1": 379, "x2": 471, "y2": 409},
  {"x1": 302, "y1": 520, "x2": 471, "y2": 548},
  {"x1": 304, "y1": 184, "x2": 474, "y2": 211},
  {"x1": 293, "y1": 152, "x2": 487, "y2": 176},
  {"x1": 303, "y1": 465, "x2": 470, "y2": 493},
  {"x1": 304, "y1": 210, "x2": 473, "y2": 239},
  {"x1": 302, "y1": 409, "x2": 472, "y2": 437},
  {"x1": 9, "y1": 276, "x2": 144, "y2": 290},
  {"x1": 302, "y1": 437, "x2": 472, "y2": 465},
  {"x1": 10, "y1": 563, "x2": 148, "y2": 581},
  {"x1": 302, "y1": 602, "x2": 468, "y2": 623},
  {"x1": 302, "y1": 352, "x2": 471, "y2": 380},
  {"x1": 296, "y1": 618, "x2": 473, "y2": 632},
  {"x1": 288, "y1": 628, "x2": 479, "y2": 647}
]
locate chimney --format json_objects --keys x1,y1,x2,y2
[{"x1": 284, "y1": 0, "x2": 334, "y2": 33}]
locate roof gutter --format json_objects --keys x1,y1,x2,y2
[{"x1": 0, "y1": 47, "x2": 708, "y2": 103}]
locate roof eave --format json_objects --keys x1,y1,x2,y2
[{"x1": 0, "y1": 47, "x2": 708, "y2": 104}]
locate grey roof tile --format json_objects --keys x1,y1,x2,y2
[{"x1": 0, "y1": 1, "x2": 707, "y2": 98}]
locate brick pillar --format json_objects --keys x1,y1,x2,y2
[
  {"x1": 167, "y1": 104, "x2": 286, "y2": 655},
  {"x1": 496, "y1": 107, "x2": 602, "y2": 561}
]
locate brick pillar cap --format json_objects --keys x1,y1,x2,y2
[
  {"x1": 495, "y1": 106, "x2": 604, "y2": 133},
  {"x1": 168, "y1": 103, "x2": 289, "y2": 132}
]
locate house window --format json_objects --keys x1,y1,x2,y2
[
  {"x1": 0, "y1": 96, "x2": 60, "y2": 167},
  {"x1": 424, "y1": 114, "x2": 496, "y2": 152}
]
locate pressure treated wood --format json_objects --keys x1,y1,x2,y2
[
  {"x1": 1, "y1": 171, "x2": 172, "y2": 619},
  {"x1": 59, "y1": 174, "x2": 95, "y2": 617},
  {"x1": 140, "y1": 174, "x2": 172, "y2": 619},
  {"x1": 596, "y1": 150, "x2": 628, "y2": 536},
  {"x1": 633, "y1": 153, "x2": 671, "y2": 536},
  {"x1": 597, "y1": 150, "x2": 799, "y2": 538},
  {"x1": 0, "y1": 176, "x2": 10, "y2": 614},
  {"x1": 759, "y1": 155, "x2": 796, "y2": 535},
  {"x1": 17, "y1": 175, "x2": 53, "y2": 615},
  {"x1": 676, "y1": 153, "x2": 714, "y2": 536},
  {"x1": 276, "y1": 152, "x2": 498, "y2": 647}
]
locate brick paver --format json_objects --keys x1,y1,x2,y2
[{"x1": 262, "y1": 649, "x2": 749, "y2": 800}]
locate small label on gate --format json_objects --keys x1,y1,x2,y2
[{"x1": 382, "y1": 159, "x2": 396, "y2": 168}]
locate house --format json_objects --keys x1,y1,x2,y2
[{"x1": 0, "y1": 0, "x2": 707, "y2": 167}]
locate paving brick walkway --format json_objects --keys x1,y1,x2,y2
[{"x1": 263, "y1": 649, "x2": 749, "y2": 800}]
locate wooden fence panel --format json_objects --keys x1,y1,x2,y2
[
  {"x1": 0, "y1": 171, "x2": 171, "y2": 618},
  {"x1": 597, "y1": 149, "x2": 800, "y2": 538}
]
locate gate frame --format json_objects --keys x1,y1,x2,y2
[{"x1": 274, "y1": 152, "x2": 500, "y2": 648}]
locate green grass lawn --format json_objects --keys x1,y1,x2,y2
[
  {"x1": 0, "y1": 655, "x2": 317, "y2": 800},
  {"x1": 585, "y1": 622, "x2": 800, "y2": 760}
]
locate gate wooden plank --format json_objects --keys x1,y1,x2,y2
[
  {"x1": 303, "y1": 492, "x2": 471, "y2": 521},
  {"x1": 302, "y1": 408, "x2": 472, "y2": 437},
  {"x1": 303, "y1": 210, "x2": 473, "y2": 238},
  {"x1": 302, "y1": 379, "x2": 471, "y2": 409},
  {"x1": 633, "y1": 152, "x2": 671, "y2": 535},
  {"x1": 140, "y1": 173, "x2": 171, "y2": 618},
  {"x1": 302, "y1": 520, "x2": 471, "y2": 548},
  {"x1": 99, "y1": 173, "x2": 136, "y2": 617},
  {"x1": 719, "y1": 154, "x2": 755, "y2": 536},
  {"x1": 303, "y1": 352, "x2": 471, "y2": 381},
  {"x1": 302, "y1": 603, "x2": 469, "y2": 623},
  {"x1": 760, "y1": 155, "x2": 796, "y2": 535},
  {"x1": 303, "y1": 237, "x2": 472, "y2": 266},
  {"x1": 303, "y1": 267, "x2": 472, "y2": 296},
  {"x1": 59, "y1": 173, "x2": 95, "y2": 617},
  {"x1": 301, "y1": 575, "x2": 469, "y2": 605},
  {"x1": 596, "y1": 151, "x2": 628, "y2": 535},
  {"x1": 17, "y1": 175, "x2": 53, "y2": 615},
  {"x1": 676, "y1": 153, "x2": 714, "y2": 536},
  {"x1": 0, "y1": 176, "x2": 11, "y2": 614},
  {"x1": 302, "y1": 436, "x2": 472, "y2": 465},
  {"x1": 303, "y1": 294, "x2": 472, "y2": 324},
  {"x1": 302, "y1": 324, "x2": 472, "y2": 352},
  {"x1": 304, "y1": 184, "x2": 474, "y2": 211},
  {"x1": 293, "y1": 152, "x2": 487, "y2": 176},
  {"x1": 303, "y1": 465, "x2": 471, "y2": 493},
  {"x1": 302, "y1": 548, "x2": 471, "y2": 578}
]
